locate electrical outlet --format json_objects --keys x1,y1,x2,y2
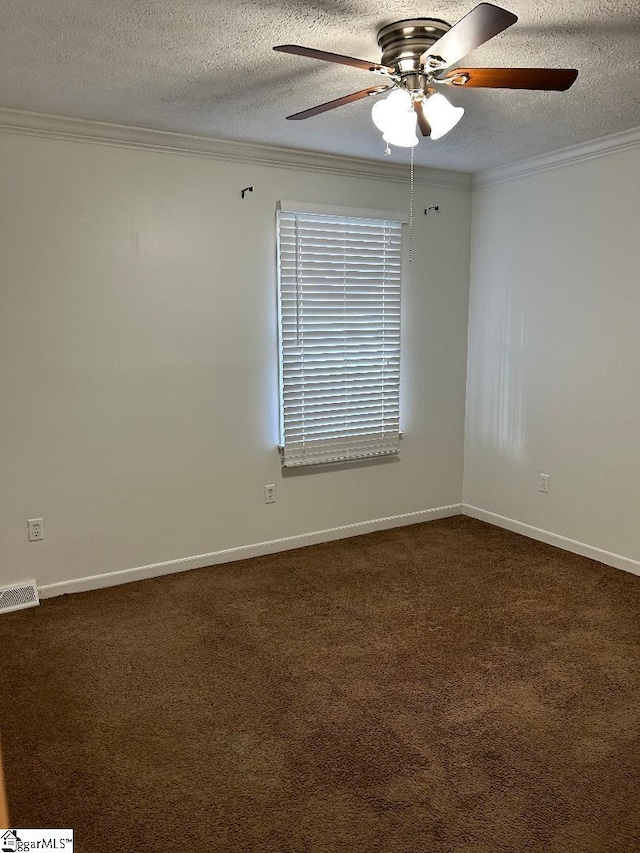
[
  {"x1": 538, "y1": 473, "x2": 550, "y2": 494},
  {"x1": 264, "y1": 484, "x2": 276, "y2": 504},
  {"x1": 28, "y1": 518, "x2": 44, "y2": 541}
]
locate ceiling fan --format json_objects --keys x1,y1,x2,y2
[{"x1": 274, "y1": 3, "x2": 578, "y2": 146}]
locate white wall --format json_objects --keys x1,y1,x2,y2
[
  {"x1": 0, "y1": 130, "x2": 471, "y2": 592},
  {"x1": 465, "y1": 147, "x2": 640, "y2": 563}
]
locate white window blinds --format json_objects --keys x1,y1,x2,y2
[{"x1": 277, "y1": 202, "x2": 405, "y2": 468}]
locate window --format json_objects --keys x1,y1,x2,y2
[{"x1": 276, "y1": 201, "x2": 406, "y2": 468}]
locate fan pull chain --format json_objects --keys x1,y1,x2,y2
[{"x1": 409, "y1": 146, "x2": 415, "y2": 263}]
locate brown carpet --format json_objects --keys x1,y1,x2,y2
[{"x1": 1, "y1": 516, "x2": 639, "y2": 852}]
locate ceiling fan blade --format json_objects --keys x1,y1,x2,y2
[
  {"x1": 414, "y1": 101, "x2": 431, "y2": 137},
  {"x1": 445, "y1": 67, "x2": 579, "y2": 90},
  {"x1": 274, "y1": 45, "x2": 392, "y2": 74},
  {"x1": 286, "y1": 86, "x2": 388, "y2": 120},
  {"x1": 421, "y1": 3, "x2": 518, "y2": 70}
]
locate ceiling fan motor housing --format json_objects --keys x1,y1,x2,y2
[{"x1": 377, "y1": 18, "x2": 451, "y2": 72}]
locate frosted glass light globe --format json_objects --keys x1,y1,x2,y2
[
  {"x1": 382, "y1": 117, "x2": 419, "y2": 148},
  {"x1": 421, "y1": 93, "x2": 464, "y2": 140},
  {"x1": 372, "y1": 89, "x2": 418, "y2": 147},
  {"x1": 372, "y1": 89, "x2": 412, "y2": 131}
]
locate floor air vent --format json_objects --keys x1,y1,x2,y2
[{"x1": 0, "y1": 581, "x2": 40, "y2": 614}]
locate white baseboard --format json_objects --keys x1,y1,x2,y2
[
  {"x1": 37, "y1": 501, "x2": 639, "y2": 599},
  {"x1": 463, "y1": 505, "x2": 640, "y2": 577},
  {"x1": 38, "y1": 504, "x2": 463, "y2": 598}
]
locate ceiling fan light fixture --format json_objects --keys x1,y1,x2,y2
[{"x1": 421, "y1": 92, "x2": 465, "y2": 140}]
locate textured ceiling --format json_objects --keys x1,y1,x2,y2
[{"x1": 1, "y1": 0, "x2": 639, "y2": 172}]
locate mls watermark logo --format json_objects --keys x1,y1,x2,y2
[
  {"x1": 0, "y1": 833, "x2": 18, "y2": 853},
  {"x1": 1, "y1": 829, "x2": 73, "y2": 851}
]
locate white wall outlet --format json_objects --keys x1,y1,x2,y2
[
  {"x1": 538, "y1": 473, "x2": 550, "y2": 493},
  {"x1": 28, "y1": 518, "x2": 44, "y2": 541},
  {"x1": 264, "y1": 484, "x2": 276, "y2": 504}
]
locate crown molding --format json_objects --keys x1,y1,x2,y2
[
  {"x1": 0, "y1": 107, "x2": 471, "y2": 190},
  {"x1": 473, "y1": 125, "x2": 640, "y2": 189}
]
